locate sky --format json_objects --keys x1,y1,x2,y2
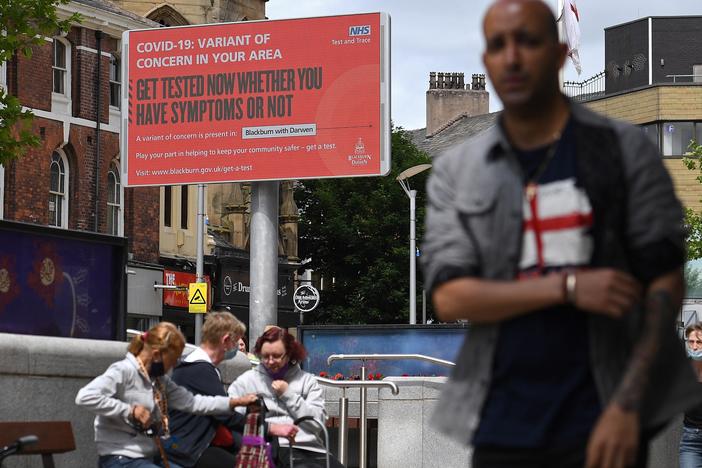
[{"x1": 266, "y1": 0, "x2": 700, "y2": 130}]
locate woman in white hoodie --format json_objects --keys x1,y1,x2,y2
[
  {"x1": 228, "y1": 327, "x2": 343, "y2": 468},
  {"x1": 76, "y1": 322, "x2": 256, "y2": 468}
]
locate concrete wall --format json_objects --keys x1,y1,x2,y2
[
  {"x1": 0, "y1": 333, "x2": 686, "y2": 468},
  {"x1": 0, "y1": 333, "x2": 250, "y2": 468},
  {"x1": 375, "y1": 377, "x2": 683, "y2": 468}
]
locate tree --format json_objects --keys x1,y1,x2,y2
[
  {"x1": 683, "y1": 140, "x2": 702, "y2": 259},
  {"x1": 295, "y1": 128, "x2": 432, "y2": 324},
  {"x1": 0, "y1": 0, "x2": 80, "y2": 165}
]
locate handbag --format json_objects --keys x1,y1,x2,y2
[{"x1": 234, "y1": 398, "x2": 276, "y2": 468}]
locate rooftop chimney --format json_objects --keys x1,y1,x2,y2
[{"x1": 426, "y1": 72, "x2": 489, "y2": 136}]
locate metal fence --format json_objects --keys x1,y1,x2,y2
[{"x1": 563, "y1": 71, "x2": 606, "y2": 102}]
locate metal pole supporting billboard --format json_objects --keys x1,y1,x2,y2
[
  {"x1": 249, "y1": 181, "x2": 279, "y2": 344},
  {"x1": 195, "y1": 184, "x2": 205, "y2": 345}
]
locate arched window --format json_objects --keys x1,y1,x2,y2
[
  {"x1": 107, "y1": 162, "x2": 121, "y2": 235},
  {"x1": 49, "y1": 150, "x2": 69, "y2": 228},
  {"x1": 147, "y1": 5, "x2": 189, "y2": 27}
]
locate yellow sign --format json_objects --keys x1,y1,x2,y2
[{"x1": 188, "y1": 282, "x2": 208, "y2": 314}]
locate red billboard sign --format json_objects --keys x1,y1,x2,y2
[
  {"x1": 163, "y1": 270, "x2": 211, "y2": 309},
  {"x1": 121, "y1": 13, "x2": 390, "y2": 187}
]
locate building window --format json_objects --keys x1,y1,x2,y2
[
  {"x1": 49, "y1": 150, "x2": 69, "y2": 228},
  {"x1": 109, "y1": 56, "x2": 120, "y2": 108},
  {"x1": 180, "y1": 185, "x2": 188, "y2": 229},
  {"x1": 52, "y1": 39, "x2": 69, "y2": 95},
  {"x1": 663, "y1": 122, "x2": 695, "y2": 156},
  {"x1": 641, "y1": 123, "x2": 659, "y2": 150},
  {"x1": 107, "y1": 162, "x2": 121, "y2": 235},
  {"x1": 164, "y1": 186, "x2": 172, "y2": 227},
  {"x1": 0, "y1": 59, "x2": 6, "y2": 89}
]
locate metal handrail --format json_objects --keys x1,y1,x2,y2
[
  {"x1": 666, "y1": 74, "x2": 702, "y2": 83},
  {"x1": 327, "y1": 353, "x2": 455, "y2": 368},
  {"x1": 315, "y1": 376, "x2": 399, "y2": 394},
  {"x1": 324, "y1": 353, "x2": 453, "y2": 468},
  {"x1": 314, "y1": 376, "x2": 399, "y2": 465}
]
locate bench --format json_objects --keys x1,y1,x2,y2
[{"x1": 0, "y1": 421, "x2": 75, "y2": 468}]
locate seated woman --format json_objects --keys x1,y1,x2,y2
[
  {"x1": 75, "y1": 322, "x2": 257, "y2": 468},
  {"x1": 228, "y1": 327, "x2": 344, "y2": 468},
  {"x1": 165, "y1": 312, "x2": 297, "y2": 468}
]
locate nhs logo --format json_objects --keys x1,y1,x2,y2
[{"x1": 349, "y1": 25, "x2": 371, "y2": 36}]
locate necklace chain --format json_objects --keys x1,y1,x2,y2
[{"x1": 135, "y1": 356, "x2": 170, "y2": 437}]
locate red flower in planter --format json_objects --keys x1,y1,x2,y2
[
  {"x1": 319, "y1": 371, "x2": 328, "y2": 378},
  {"x1": 367, "y1": 373, "x2": 374, "y2": 380},
  {"x1": 374, "y1": 372, "x2": 382, "y2": 380},
  {"x1": 333, "y1": 373, "x2": 344, "y2": 380}
]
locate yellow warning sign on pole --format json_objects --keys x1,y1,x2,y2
[{"x1": 188, "y1": 282, "x2": 208, "y2": 314}]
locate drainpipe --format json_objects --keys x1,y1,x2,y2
[{"x1": 94, "y1": 30, "x2": 103, "y2": 232}]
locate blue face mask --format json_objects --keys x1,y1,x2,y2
[
  {"x1": 224, "y1": 348, "x2": 238, "y2": 360},
  {"x1": 687, "y1": 347, "x2": 702, "y2": 361}
]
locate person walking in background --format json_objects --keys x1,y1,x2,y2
[
  {"x1": 76, "y1": 322, "x2": 257, "y2": 468},
  {"x1": 421, "y1": 1, "x2": 701, "y2": 467},
  {"x1": 681, "y1": 323, "x2": 702, "y2": 468},
  {"x1": 164, "y1": 312, "x2": 298, "y2": 468},
  {"x1": 228, "y1": 327, "x2": 343, "y2": 468}
]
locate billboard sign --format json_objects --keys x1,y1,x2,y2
[
  {"x1": 122, "y1": 12, "x2": 390, "y2": 186},
  {"x1": 163, "y1": 270, "x2": 211, "y2": 309}
]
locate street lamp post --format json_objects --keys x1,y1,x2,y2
[{"x1": 397, "y1": 164, "x2": 432, "y2": 325}]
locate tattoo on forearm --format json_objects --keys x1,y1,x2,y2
[{"x1": 612, "y1": 290, "x2": 676, "y2": 412}]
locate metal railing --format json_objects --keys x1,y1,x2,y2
[
  {"x1": 563, "y1": 71, "x2": 606, "y2": 102},
  {"x1": 325, "y1": 353, "x2": 455, "y2": 468},
  {"x1": 314, "y1": 377, "x2": 399, "y2": 466},
  {"x1": 666, "y1": 74, "x2": 702, "y2": 84}
]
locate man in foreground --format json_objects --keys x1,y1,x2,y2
[{"x1": 421, "y1": 1, "x2": 701, "y2": 467}]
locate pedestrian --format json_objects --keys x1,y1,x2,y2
[
  {"x1": 228, "y1": 327, "x2": 343, "y2": 468},
  {"x1": 164, "y1": 312, "x2": 298, "y2": 468},
  {"x1": 680, "y1": 323, "x2": 702, "y2": 468},
  {"x1": 421, "y1": 1, "x2": 701, "y2": 468},
  {"x1": 75, "y1": 321, "x2": 258, "y2": 468}
]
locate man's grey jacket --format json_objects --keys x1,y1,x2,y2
[{"x1": 421, "y1": 101, "x2": 700, "y2": 445}]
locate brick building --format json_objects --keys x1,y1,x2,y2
[{"x1": 0, "y1": 1, "x2": 161, "y2": 339}]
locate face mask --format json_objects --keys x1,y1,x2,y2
[
  {"x1": 265, "y1": 362, "x2": 290, "y2": 380},
  {"x1": 688, "y1": 346, "x2": 702, "y2": 361},
  {"x1": 149, "y1": 360, "x2": 166, "y2": 378},
  {"x1": 224, "y1": 348, "x2": 238, "y2": 360}
]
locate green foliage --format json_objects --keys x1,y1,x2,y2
[
  {"x1": 686, "y1": 208, "x2": 702, "y2": 261},
  {"x1": 0, "y1": 0, "x2": 80, "y2": 165},
  {"x1": 295, "y1": 128, "x2": 432, "y2": 324},
  {"x1": 683, "y1": 140, "x2": 702, "y2": 260},
  {"x1": 686, "y1": 262, "x2": 702, "y2": 297}
]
